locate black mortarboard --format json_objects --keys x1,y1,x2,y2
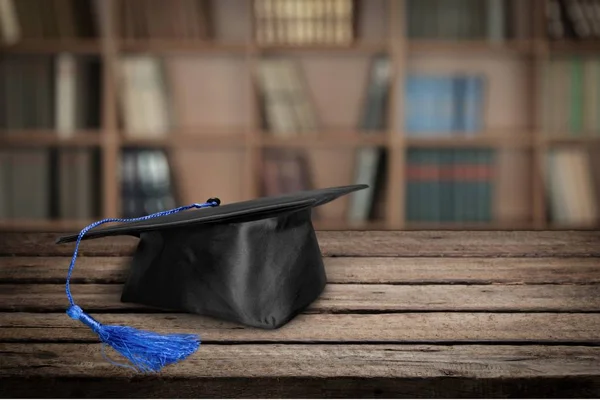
[{"x1": 57, "y1": 184, "x2": 367, "y2": 372}]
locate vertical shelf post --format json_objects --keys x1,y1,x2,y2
[
  {"x1": 385, "y1": 0, "x2": 407, "y2": 229},
  {"x1": 98, "y1": 0, "x2": 120, "y2": 218},
  {"x1": 532, "y1": 0, "x2": 549, "y2": 229},
  {"x1": 245, "y1": 0, "x2": 261, "y2": 200}
]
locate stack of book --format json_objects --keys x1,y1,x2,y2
[
  {"x1": 0, "y1": 0, "x2": 97, "y2": 43},
  {"x1": 256, "y1": 57, "x2": 317, "y2": 197},
  {"x1": 405, "y1": 148, "x2": 495, "y2": 223},
  {"x1": 404, "y1": 74, "x2": 485, "y2": 136},
  {"x1": 546, "y1": 146, "x2": 599, "y2": 226},
  {"x1": 348, "y1": 55, "x2": 390, "y2": 223},
  {"x1": 0, "y1": 54, "x2": 101, "y2": 132},
  {"x1": 407, "y1": 0, "x2": 531, "y2": 42},
  {"x1": 118, "y1": 56, "x2": 171, "y2": 138},
  {"x1": 546, "y1": 0, "x2": 600, "y2": 40},
  {"x1": 118, "y1": 0, "x2": 212, "y2": 40},
  {"x1": 254, "y1": 0, "x2": 355, "y2": 45},
  {"x1": 0, "y1": 53, "x2": 101, "y2": 221},
  {"x1": 0, "y1": 148, "x2": 100, "y2": 220},
  {"x1": 542, "y1": 57, "x2": 600, "y2": 136},
  {"x1": 121, "y1": 148, "x2": 177, "y2": 218}
]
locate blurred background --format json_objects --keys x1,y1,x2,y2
[{"x1": 0, "y1": 0, "x2": 599, "y2": 232}]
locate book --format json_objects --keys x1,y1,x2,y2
[
  {"x1": 0, "y1": 0, "x2": 20, "y2": 43},
  {"x1": 119, "y1": 56, "x2": 170, "y2": 138},
  {"x1": 254, "y1": 0, "x2": 354, "y2": 45},
  {"x1": 546, "y1": 147, "x2": 598, "y2": 226},
  {"x1": 348, "y1": 56, "x2": 390, "y2": 223},
  {"x1": 405, "y1": 74, "x2": 484, "y2": 137}
]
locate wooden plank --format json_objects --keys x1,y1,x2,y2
[
  {"x1": 2, "y1": 231, "x2": 600, "y2": 257},
  {"x1": 1, "y1": 312, "x2": 599, "y2": 343},
  {"x1": 2, "y1": 375, "x2": 599, "y2": 398},
  {"x1": 1, "y1": 343, "x2": 599, "y2": 380},
  {"x1": 1, "y1": 284, "x2": 599, "y2": 312},
  {"x1": 2, "y1": 256, "x2": 599, "y2": 284}
]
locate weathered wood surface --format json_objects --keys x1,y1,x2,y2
[
  {"x1": 2, "y1": 283, "x2": 600, "y2": 312},
  {"x1": 2, "y1": 343, "x2": 599, "y2": 379},
  {"x1": 2, "y1": 231, "x2": 600, "y2": 257},
  {"x1": 1, "y1": 231, "x2": 599, "y2": 398},
  {"x1": 2, "y1": 312, "x2": 599, "y2": 343},
  {"x1": 2, "y1": 256, "x2": 600, "y2": 284}
]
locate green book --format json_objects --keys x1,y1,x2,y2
[
  {"x1": 570, "y1": 58, "x2": 584, "y2": 136},
  {"x1": 405, "y1": 149, "x2": 419, "y2": 222},
  {"x1": 439, "y1": 149, "x2": 454, "y2": 222},
  {"x1": 453, "y1": 148, "x2": 466, "y2": 223}
]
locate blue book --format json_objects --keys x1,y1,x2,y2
[
  {"x1": 405, "y1": 76, "x2": 420, "y2": 135},
  {"x1": 463, "y1": 76, "x2": 484, "y2": 134},
  {"x1": 436, "y1": 76, "x2": 455, "y2": 135},
  {"x1": 452, "y1": 76, "x2": 467, "y2": 133},
  {"x1": 406, "y1": 75, "x2": 446, "y2": 136}
]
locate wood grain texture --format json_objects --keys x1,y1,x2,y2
[
  {"x1": 2, "y1": 231, "x2": 600, "y2": 257},
  {"x1": 2, "y1": 256, "x2": 599, "y2": 284},
  {"x1": 1, "y1": 283, "x2": 599, "y2": 312},
  {"x1": 1, "y1": 312, "x2": 599, "y2": 343},
  {"x1": 1, "y1": 343, "x2": 599, "y2": 379},
  {"x1": 2, "y1": 376, "x2": 599, "y2": 398}
]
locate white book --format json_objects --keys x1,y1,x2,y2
[
  {"x1": 280, "y1": 60, "x2": 318, "y2": 132},
  {"x1": 136, "y1": 57, "x2": 170, "y2": 137},
  {"x1": 0, "y1": 0, "x2": 20, "y2": 44},
  {"x1": 569, "y1": 148, "x2": 598, "y2": 225},
  {"x1": 55, "y1": 53, "x2": 78, "y2": 138},
  {"x1": 258, "y1": 59, "x2": 297, "y2": 136},
  {"x1": 120, "y1": 58, "x2": 142, "y2": 135}
]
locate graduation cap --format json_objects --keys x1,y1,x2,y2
[{"x1": 58, "y1": 184, "x2": 367, "y2": 373}]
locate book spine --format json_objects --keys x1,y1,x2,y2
[
  {"x1": 463, "y1": 75, "x2": 483, "y2": 135},
  {"x1": 583, "y1": 58, "x2": 598, "y2": 135},
  {"x1": 453, "y1": 148, "x2": 465, "y2": 223},
  {"x1": 0, "y1": 0, "x2": 20, "y2": 43},
  {"x1": 405, "y1": 149, "x2": 418, "y2": 222},
  {"x1": 55, "y1": 53, "x2": 77, "y2": 138},
  {"x1": 0, "y1": 151, "x2": 9, "y2": 218},
  {"x1": 570, "y1": 57, "x2": 584, "y2": 136},
  {"x1": 439, "y1": 149, "x2": 454, "y2": 222},
  {"x1": 487, "y1": 0, "x2": 506, "y2": 42}
]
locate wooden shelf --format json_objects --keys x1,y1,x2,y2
[
  {"x1": 404, "y1": 134, "x2": 533, "y2": 148},
  {"x1": 404, "y1": 221, "x2": 538, "y2": 231},
  {"x1": 0, "y1": 39, "x2": 101, "y2": 54},
  {"x1": 119, "y1": 40, "x2": 248, "y2": 54},
  {"x1": 0, "y1": 1, "x2": 577, "y2": 232},
  {"x1": 549, "y1": 40, "x2": 600, "y2": 54},
  {"x1": 254, "y1": 42, "x2": 389, "y2": 54},
  {"x1": 407, "y1": 39, "x2": 535, "y2": 55},
  {"x1": 543, "y1": 135, "x2": 600, "y2": 145},
  {"x1": 0, "y1": 219, "x2": 93, "y2": 232},
  {"x1": 260, "y1": 133, "x2": 388, "y2": 148},
  {"x1": 0, "y1": 131, "x2": 103, "y2": 147},
  {"x1": 314, "y1": 219, "x2": 388, "y2": 230},
  {"x1": 121, "y1": 133, "x2": 247, "y2": 148}
]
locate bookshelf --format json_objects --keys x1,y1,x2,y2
[{"x1": 0, "y1": 0, "x2": 599, "y2": 232}]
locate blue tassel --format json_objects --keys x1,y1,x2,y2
[
  {"x1": 64, "y1": 201, "x2": 219, "y2": 372},
  {"x1": 67, "y1": 305, "x2": 199, "y2": 373}
]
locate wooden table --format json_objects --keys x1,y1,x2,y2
[{"x1": 1, "y1": 231, "x2": 600, "y2": 398}]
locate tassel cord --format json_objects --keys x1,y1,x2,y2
[{"x1": 66, "y1": 202, "x2": 218, "y2": 307}]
